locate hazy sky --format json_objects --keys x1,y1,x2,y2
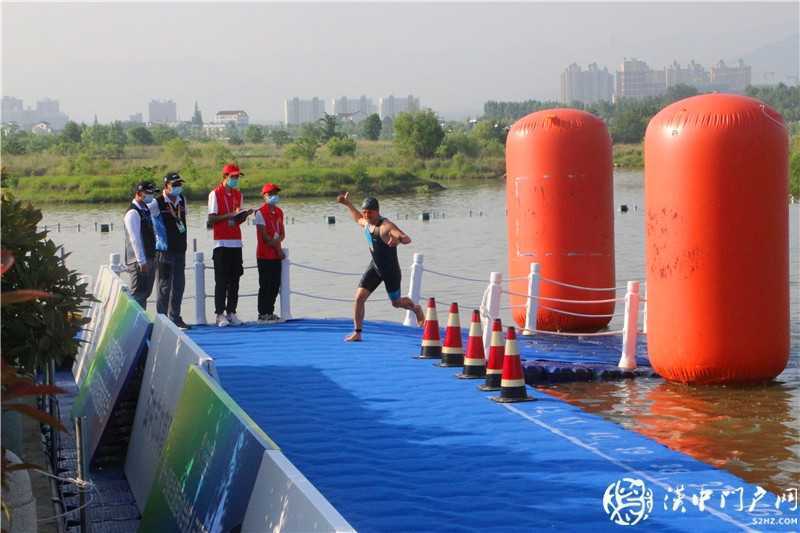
[{"x1": 2, "y1": 2, "x2": 798, "y2": 123}]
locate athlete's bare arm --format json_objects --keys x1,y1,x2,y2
[
  {"x1": 336, "y1": 191, "x2": 367, "y2": 227},
  {"x1": 381, "y1": 221, "x2": 411, "y2": 247}
]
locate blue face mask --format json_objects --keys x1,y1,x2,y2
[
  {"x1": 143, "y1": 194, "x2": 154, "y2": 203},
  {"x1": 227, "y1": 178, "x2": 239, "y2": 189},
  {"x1": 267, "y1": 195, "x2": 280, "y2": 205},
  {"x1": 171, "y1": 186, "x2": 183, "y2": 196}
]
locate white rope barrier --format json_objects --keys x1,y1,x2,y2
[
  {"x1": 539, "y1": 277, "x2": 628, "y2": 292},
  {"x1": 290, "y1": 290, "x2": 391, "y2": 303},
  {"x1": 290, "y1": 262, "x2": 362, "y2": 277},
  {"x1": 500, "y1": 289, "x2": 624, "y2": 304},
  {"x1": 538, "y1": 304, "x2": 620, "y2": 318},
  {"x1": 500, "y1": 304, "x2": 526, "y2": 309},
  {"x1": 525, "y1": 328, "x2": 626, "y2": 337},
  {"x1": 420, "y1": 267, "x2": 486, "y2": 284}
]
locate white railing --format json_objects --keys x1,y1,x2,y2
[{"x1": 107, "y1": 251, "x2": 647, "y2": 370}]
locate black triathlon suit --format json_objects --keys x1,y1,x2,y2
[{"x1": 359, "y1": 217, "x2": 402, "y2": 300}]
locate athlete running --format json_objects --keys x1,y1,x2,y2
[{"x1": 336, "y1": 192, "x2": 424, "y2": 341}]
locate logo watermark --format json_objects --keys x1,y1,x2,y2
[{"x1": 602, "y1": 479, "x2": 798, "y2": 527}]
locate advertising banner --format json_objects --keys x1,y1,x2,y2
[
  {"x1": 125, "y1": 314, "x2": 217, "y2": 511},
  {"x1": 73, "y1": 267, "x2": 122, "y2": 384},
  {"x1": 71, "y1": 289, "x2": 152, "y2": 462}
]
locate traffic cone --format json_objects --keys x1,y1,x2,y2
[
  {"x1": 491, "y1": 326, "x2": 534, "y2": 403},
  {"x1": 415, "y1": 297, "x2": 442, "y2": 359},
  {"x1": 457, "y1": 310, "x2": 486, "y2": 379},
  {"x1": 478, "y1": 319, "x2": 504, "y2": 391},
  {"x1": 438, "y1": 303, "x2": 464, "y2": 367}
]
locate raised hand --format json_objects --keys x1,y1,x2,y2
[{"x1": 336, "y1": 191, "x2": 350, "y2": 205}]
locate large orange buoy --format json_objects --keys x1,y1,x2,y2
[
  {"x1": 645, "y1": 94, "x2": 789, "y2": 384},
  {"x1": 506, "y1": 109, "x2": 615, "y2": 332}
]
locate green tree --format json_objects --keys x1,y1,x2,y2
[
  {"x1": 244, "y1": 125, "x2": 265, "y2": 143},
  {"x1": 610, "y1": 108, "x2": 648, "y2": 144},
  {"x1": 128, "y1": 126, "x2": 155, "y2": 145},
  {"x1": 271, "y1": 129, "x2": 291, "y2": 147},
  {"x1": 437, "y1": 132, "x2": 481, "y2": 158},
  {"x1": 109, "y1": 121, "x2": 127, "y2": 148},
  {"x1": 790, "y1": 136, "x2": 800, "y2": 197},
  {"x1": 61, "y1": 121, "x2": 82, "y2": 144},
  {"x1": 1, "y1": 125, "x2": 27, "y2": 155},
  {"x1": 150, "y1": 125, "x2": 179, "y2": 144},
  {"x1": 380, "y1": 116, "x2": 394, "y2": 139},
  {"x1": 326, "y1": 136, "x2": 357, "y2": 157},
  {"x1": 318, "y1": 113, "x2": 340, "y2": 142},
  {"x1": 285, "y1": 136, "x2": 319, "y2": 162},
  {"x1": 472, "y1": 120, "x2": 508, "y2": 145},
  {"x1": 393, "y1": 110, "x2": 445, "y2": 159},
  {"x1": 663, "y1": 83, "x2": 700, "y2": 104},
  {"x1": 1, "y1": 193, "x2": 91, "y2": 371},
  {"x1": 362, "y1": 113, "x2": 382, "y2": 140}
]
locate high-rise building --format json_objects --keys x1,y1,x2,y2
[
  {"x1": 614, "y1": 59, "x2": 667, "y2": 101},
  {"x1": 215, "y1": 110, "x2": 249, "y2": 128},
  {"x1": 710, "y1": 59, "x2": 752, "y2": 93},
  {"x1": 1, "y1": 96, "x2": 69, "y2": 130},
  {"x1": 665, "y1": 60, "x2": 710, "y2": 89},
  {"x1": 128, "y1": 113, "x2": 144, "y2": 123},
  {"x1": 283, "y1": 97, "x2": 326, "y2": 126},
  {"x1": 148, "y1": 99, "x2": 177, "y2": 124},
  {"x1": 378, "y1": 95, "x2": 420, "y2": 119},
  {"x1": 560, "y1": 63, "x2": 614, "y2": 104},
  {"x1": 331, "y1": 96, "x2": 377, "y2": 119}
]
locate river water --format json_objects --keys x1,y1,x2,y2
[{"x1": 40, "y1": 170, "x2": 799, "y2": 494}]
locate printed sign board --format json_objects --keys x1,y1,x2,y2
[
  {"x1": 139, "y1": 366, "x2": 278, "y2": 532},
  {"x1": 73, "y1": 267, "x2": 122, "y2": 384},
  {"x1": 71, "y1": 289, "x2": 152, "y2": 462},
  {"x1": 125, "y1": 314, "x2": 217, "y2": 511}
]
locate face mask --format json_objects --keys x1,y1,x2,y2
[
  {"x1": 227, "y1": 178, "x2": 239, "y2": 189},
  {"x1": 143, "y1": 194, "x2": 154, "y2": 203},
  {"x1": 171, "y1": 186, "x2": 183, "y2": 196},
  {"x1": 267, "y1": 195, "x2": 280, "y2": 205}
]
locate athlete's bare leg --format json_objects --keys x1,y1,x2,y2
[
  {"x1": 345, "y1": 288, "x2": 371, "y2": 342},
  {"x1": 392, "y1": 297, "x2": 424, "y2": 326}
]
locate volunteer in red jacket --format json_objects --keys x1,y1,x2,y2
[
  {"x1": 255, "y1": 182, "x2": 285, "y2": 323},
  {"x1": 207, "y1": 164, "x2": 252, "y2": 327}
]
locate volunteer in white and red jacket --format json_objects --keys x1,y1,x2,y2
[
  {"x1": 207, "y1": 163, "x2": 252, "y2": 327},
  {"x1": 255, "y1": 182, "x2": 285, "y2": 323}
]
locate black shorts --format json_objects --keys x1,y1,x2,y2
[{"x1": 359, "y1": 263, "x2": 402, "y2": 300}]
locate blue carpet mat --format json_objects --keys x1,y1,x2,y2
[{"x1": 188, "y1": 319, "x2": 791, "y2": 532}]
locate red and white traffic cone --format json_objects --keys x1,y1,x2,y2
[
  {"x1": 438, "y1": 303, "x2": 464, "y2": 367},
  {"x1": 491, "y1": 326, "x2": 534, "y2": 403},
  {"x1": 458, "y1": 309, "x2": 486, "y2": 379},
  {"x1": 415, "y1": 297, "x2": 442, "y2": 359},
  {"x1": 479, "y1": 318, "x2": 504, "y2": 391}
]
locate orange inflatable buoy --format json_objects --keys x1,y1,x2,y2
[
  {"x1": 645, "y1": 94, "x2": 789, "y2": 384},
  {"x1": 505, "y1": 109, "x2": 615, "y2": 332}
]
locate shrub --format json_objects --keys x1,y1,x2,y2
[{"x1": 326, "y1": 137, "x2": 357, "y2": 157}]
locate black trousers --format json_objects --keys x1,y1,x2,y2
[
  {"x1": 212, "y1": 247, "x2": 243, "y2": 315},
  {"x1": 257, "y1": 259, "x2": 282, "y2": 316},
  {"x1": 155, "y1": 251, "x2": 186, "y2": 320},
  {"x1": 127, "y1": 262, "x2": 155, "y2": 310}
]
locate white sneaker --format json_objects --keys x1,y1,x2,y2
[
  {"x1": 227, "y1": 313, "x2": 243, "y2": 326},
  {"x1": 216, "y1": 314, "x2": 230, "y2": 328}
]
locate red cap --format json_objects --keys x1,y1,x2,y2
[
  {"x1": 222, "y1": 163, "x2": 243, "y2": 177},
  {"x1": 261, "y1": 182, "x2": 281, "y2": 195}
]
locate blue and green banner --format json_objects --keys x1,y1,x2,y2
[
  {"x1": 71, "y1": 289, "x2": 152, "y2": 462},
  {"x1": 139, "y1": 366, "x2": 277, "y2": 532}
]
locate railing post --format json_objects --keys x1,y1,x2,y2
[
  {"x1": 193, "y1": 252, "x2": 206, "y2": 325},
  {"x1": 619, "y1": 280, "x2": 640, "y2": 369},
  {"x1": 482, "y1": 272, "x2": 503, "y2": 352},
  {"x1": 522, "y1": 262, "x2": 540, "y2": 335},
  {"x1": 280, "y1": 248, "x2": 292, "y2": 320},
  {"x1": 641, "y1": 283, "x2": 648, "y2": 335},
  {"x1": 109, "y1": 252, "x2": 123, "y2": 275},
  {"x1": 403, "y1": 253, "x2": 424, "y2": 326},
  {"x1": 74, "y1": 416, "x2": 88, "y2": 533}
]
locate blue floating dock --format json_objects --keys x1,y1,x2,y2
[{"x1": 188, "y1": 319, "x2": 792, "y2": 532}]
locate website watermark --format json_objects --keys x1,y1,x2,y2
[{"x1": 602, "y1": 478, "x2": 798, "y2": 527}]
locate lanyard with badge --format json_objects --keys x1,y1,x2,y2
[
  {"x1": 221, "y1": 191, "x2": 239, "y2": 227},
  {"x1": 166, "y1": 197, "x2": 186, "y2": 234}
]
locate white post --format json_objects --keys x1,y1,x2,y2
[
  {"x1": 641, "y1": 283, "x2": 648, "y2": 335},
  {"x1": 193, "y1": 252, "x2": 206, "y2": 325},
  {"x1": 523, "y1": 262, "x2": 540, "y2": 335},
  {"x1": 482, "y1": 272, "x2": 503, "y2": 352},
  {"x1": 403, "y1": 253, "x2": 424, "y2": 326},
  {"x1": 109, "y1": 252, "x2": 123, "y2": 275},
  {"x1": 280, "y1": 247, "x2": 292, "y2": 320},
  {"x1": 619, "y1": 280, "x2": 640, "y2": 369}
]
